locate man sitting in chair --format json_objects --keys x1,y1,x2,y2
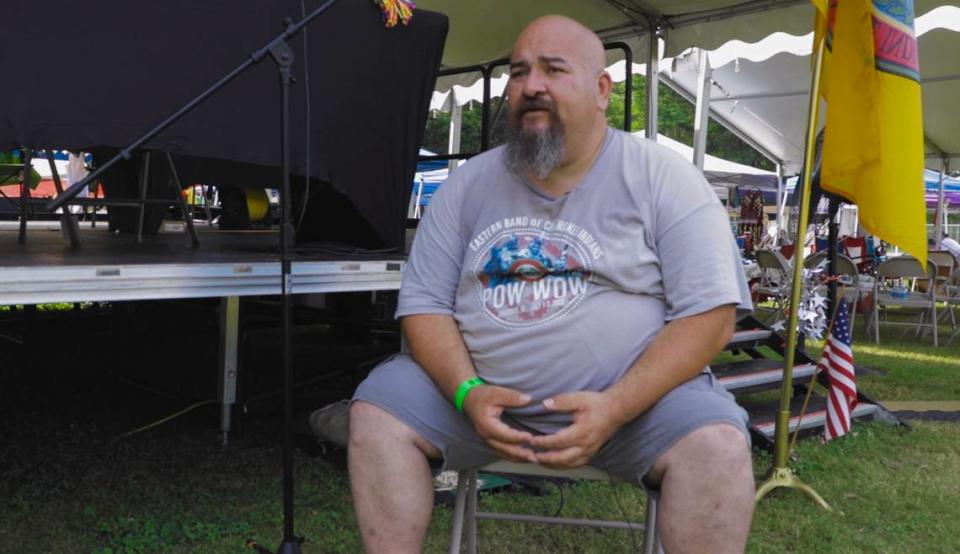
[
  {"x1": 941, "y1": 231, "x2": 960, "y2": 262},
  {"x1": 347, "y1": 15, "x2": 755, "y2": 553}
]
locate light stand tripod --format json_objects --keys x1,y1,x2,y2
[{"x1": 46, "y1": 2, "x2": 340, "y2": 552}]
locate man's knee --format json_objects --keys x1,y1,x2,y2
[
  {"x1": 648, "y1": 423, "x2": 752, "y2": 484},
  {"x1": 686, "y1": 423, "x2": 751, "y2": 461},
  {"x1": 349, "y1": 400, "x2": 441, "y2": 458}
]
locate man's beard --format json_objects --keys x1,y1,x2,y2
[{"x1": 505, "y1": 100, "x2": 566, "y2": 180}]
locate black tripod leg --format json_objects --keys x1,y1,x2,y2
[
  {"x1": 164, "y1": 153, "x2": 200, "y2": 247},
  {"x1": 136, "y1": 151, "x2": 151, "y2": 243},
  {"x1": 46, "y1": 151, "x2": 81, "y2": 248},
  {"x1": 18, "y1": 148, "x2": 31, "y2": 245},
  {"x1": 203, "y1": 185, "x2": 214, "y2": 226}
]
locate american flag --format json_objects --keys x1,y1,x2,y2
[{"x1": 821, "y1": 299, "x2": 857, "y2": 441}]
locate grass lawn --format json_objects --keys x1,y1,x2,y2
[
  {"x1": 2, "y1": 421, "x2": 957, "y2": 553},
  {"x1": 1, "y1": 307, "x2": 958, "y2": 553}
]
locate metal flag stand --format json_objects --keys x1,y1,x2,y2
[{"x1": 755, "y1": 33, "x2": 831, "y2": 511}]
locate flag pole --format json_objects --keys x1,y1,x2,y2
[{"x1": 755, "y1": 33, "x2": 831, "y2": 510}]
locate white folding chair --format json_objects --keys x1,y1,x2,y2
[
  {"x1": 927, "y1": 251, "x2": 957, "y2": 328},
  {"x1": 869, "y1": 256, "x2": 939, "y2": 345},
  {"x1": 448, "y1": 460, "x2": 662, "y2": 554},
  {"x1": 945, "y1": 268, "x2": 960, "y2": 346},
  {"x1": 754, "y1": 249, "x2": 792, "y2": 324}
]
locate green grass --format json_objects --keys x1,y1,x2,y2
[
  {"x1": 1, "y1": 310, "x2": 957, "y2": 553},
  {"x1": 748, "y1": 421, "x2": 960, "y2": 554},
  {"x1": 3, "y1": 422, "x2": 957, "y2": 553},
  {"x1": 0, "y1": 302, "x2": 86, "y2": 312}
]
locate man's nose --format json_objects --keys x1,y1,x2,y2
[{"x1": 522, "y1": 69, "x2": 548, "y2": 97}]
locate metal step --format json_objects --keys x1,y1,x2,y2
[
  {"x1": 750, "y1": 396, "x2": 880, "y2": 439},
  {"x1": 716, "y1": 362, "x2": 818, "y2": 394},
  {"x1": 726, "y1": 328, "x2": 774, "y2": 350}
]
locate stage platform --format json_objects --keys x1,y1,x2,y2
[
  {"x1": 1, "y1": 221, "x2": 406, "y2": 443},
  {"x1": 0, "y1": 222, "x2": 405, "y2": 305}
]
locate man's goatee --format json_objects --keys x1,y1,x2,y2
[{"x1": 505, "y1": 109, "x2": 566, "y2": 180}]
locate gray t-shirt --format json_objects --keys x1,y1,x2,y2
[{"x1": 398, "y1": 129, "x2": 752, "y2": 422}]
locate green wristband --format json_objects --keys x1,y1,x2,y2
[{"x1": 454, "y1": 377, "x2": 485, "y2": 413}]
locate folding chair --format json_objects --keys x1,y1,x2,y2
[
  {"x1": 449, "y1": 460, "x2": 662, "y2": 554},
  {"x1": 754, "y1": 249, "x2": 792, "y2": 323},
  {"x1": 842, "y1": 236, "x2": 872, "y2": 273},
  {"x1": 804, "y1": 251, "x2": 863, "y2": 333},
  {"x1": 945, "y1": 268, "x2": 960, "y2": 346},
  {"x1": 868, "y1": 256, "x2": 939, "y2": 345},
  {"x1": 927, "y1": 251, "x2": 957, "y2": 328}
]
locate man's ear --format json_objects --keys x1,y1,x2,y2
[{"x1": 597, "y1": 70, "x2": 613, "y2": 111}]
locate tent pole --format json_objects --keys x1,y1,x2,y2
[
  {"x1": 775, "y1": 164, "x2": 784, "y2": 247},
  {"x1": 691, "y1": 48, "x2": 711, "y2": 172},
  {"x1": 644, "y1": 25, "x2": 659, "y2": 139},
  {"x1": 936, "y1": 158, "x2": 946, "y2": 239},
  {"x1": 447, "y1": 90, "x2": 463, "y2": 174}
]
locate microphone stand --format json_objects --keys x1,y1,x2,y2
[{"x1": 45, "y1": 2, "x2": 339, "y2": 552}]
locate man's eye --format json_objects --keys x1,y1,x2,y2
[{"x1": 547, "y1": 66, "x2": 563, "y2": 74}]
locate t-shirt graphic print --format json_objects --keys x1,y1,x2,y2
[{"x1": 470, "y1": 220, "x2": 603, "y2": 329}]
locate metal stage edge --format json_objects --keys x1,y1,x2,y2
[
  {"x1": 0, "y1": 233, "x2": 405, "y2": 444},
  {"x1": 0, "y1": 258, "x2": 404, "y2": 305}
]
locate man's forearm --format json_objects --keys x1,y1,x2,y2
[
  {"x1": 402, "y1": 314, "x2": 478, "y2": 401},
  {"x1": 603, "y1": 305, "x2": 736, "y2": 426}
]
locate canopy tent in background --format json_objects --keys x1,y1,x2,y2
[
  {"x1": 417, "y1": 0, "x2": 825, "y2": 70},
  {"x1": 663, "y1": 5, "x2": 960, "y2": 173},
  {"x1": 411, "y1": 134, "x2": 779, "y2": 216},
  {"x1": 423, "y1": 1, "x2": 958, "y2": 178},
  {"x1": 632, "y1": 130, "x2": 778, "y2": 200},
  {"x1": 925, "y1": 168, "x2": 960, "y2": 208}
]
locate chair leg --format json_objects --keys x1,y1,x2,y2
[
  {"x1": 642, "y1": 495, "x2": 662, "y2": 554},
  {"x1": 932, "y1": 302, "x2": 938, "y2": 346},
  {"x1": 164, "y1": 153, "x2": 200, "y2": 247},
  {"x1": 449, "y1": 470, "x2": 472, "y2": 554},
  {"x1": 466, "y1": 470, "x2": 479, "y2": 554}
]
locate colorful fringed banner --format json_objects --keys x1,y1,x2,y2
[{"x1": 371, "y1": 0, "x2": 415, "y2": 28}]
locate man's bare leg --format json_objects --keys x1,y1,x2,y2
[
  {"x1": 348, "y1": 401, "x2": 441, "y2": 553},
  {"x1": 646, "y1": 423, "x2": 755, "y2": 553}
]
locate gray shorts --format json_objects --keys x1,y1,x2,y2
[{"x1": 353, "y1": 353, "x2": 750, "y2": 487}]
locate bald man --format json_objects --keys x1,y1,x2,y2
[{"x1": 347, "y1": 15, "x2": 755, "y2": 553}]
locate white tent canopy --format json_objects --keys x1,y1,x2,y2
[
  {"x1": 663, "y1": 5, "x2": 960, "y2": 172},
  {"x1": 416, "y1": 133, "x2": 776, "y2": 203},
  {"x1": 422, "y1": 0, "x2": 959, "y2": 173},
  {"x1": 416, "y1": 0, "x2": 825, "y2": 69},
  {"x1": 633, "y1": 130, "x2": 777, "y2": 193}
]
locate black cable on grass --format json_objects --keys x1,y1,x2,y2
[
  {"x1": 611, "y1": 482, "x2": 641, "y2": 552},
  {"x1": 548, "y1": 479, "x2": 566, "y2": 519},
  {"x1": 109, "y1": 399, "x2": 218, "y2": 445}
]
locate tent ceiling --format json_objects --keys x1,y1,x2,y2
[
  {"x1": 664, "y1": 6, "x2": 960, "y2": 173},
  {"x1": 416, "y1": 0, "x2": 813, "y2": 68},
  {"x1": 418, "y1": 0, "x2": 948, "y2": 68},
  {"x1": 421, "y1": 0, "x2": 958, "y2": 173}
]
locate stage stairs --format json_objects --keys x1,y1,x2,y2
[{"x1": 714, "y1": 315, "x2": 903, "y2": 449}]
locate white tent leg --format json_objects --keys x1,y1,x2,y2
[
  {"x1": 447, "y1": 89, "x2": 463, "y2": 174},
  {"x1": 645, "y1": 27, "x2": 660, "y2": 140},
  {"x1": 691, "y1": 48, "x2": 712, "y2": 172}
]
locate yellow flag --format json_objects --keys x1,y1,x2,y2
[{"x1": 814, "y1": 0, "x2": 926, "y2": 266}]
